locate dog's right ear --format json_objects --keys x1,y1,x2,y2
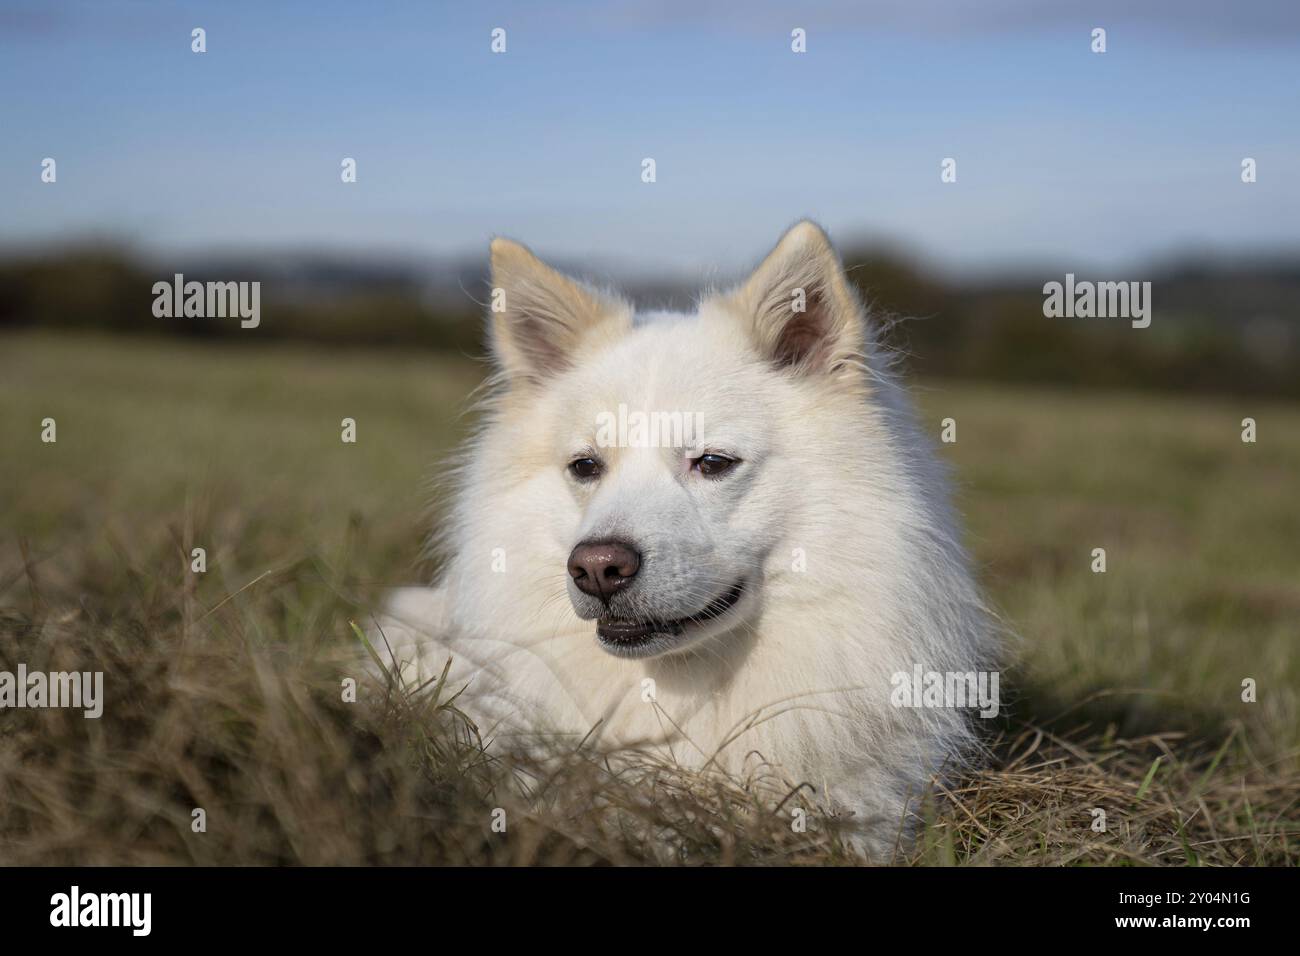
[
  {"x1": 712, "y1": 220, "x2": 867, "y2": 383},
  {"x1": 487, "y1": 238, "x2": 631, "y2": 387}
]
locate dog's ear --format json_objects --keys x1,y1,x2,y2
[
  {"x1": 487, "y1": 238, "x2": 631, "y2": 387},
  {"x1": 717, "y1": 220, "x2": 866, "y2": 379}
]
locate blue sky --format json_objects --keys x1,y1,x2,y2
[{"x1": 3, "y1": 0, "x2": 1299, "y2": 278}]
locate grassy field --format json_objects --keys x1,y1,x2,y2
[{"x1": 1, "y1": 330, "x2": 1297, "y2": 865}]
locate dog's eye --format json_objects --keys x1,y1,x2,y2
[
  {"x1": 694, "y1": 454, "x2": 737, "y2": 477},
  {"x1": 569, "y1": 457, "x2": 602, "y2": 481}
]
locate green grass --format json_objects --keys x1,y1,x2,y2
[
  {"x1": 1, "y1": 330, "x2": 1296, "y2": 865},
  {"x1": 933, "y1": 380, "x2": 1300, "y2": 753}
]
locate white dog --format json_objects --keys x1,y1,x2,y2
[{"x1": 376, "y1": 221, "x2": 997, "y2": 857}]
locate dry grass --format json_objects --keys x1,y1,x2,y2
[
  {"x1": 1, "y1": 525, "x2": 857, "y2": 865},
  {"x1": 1, "y1": 331, "x2": 1297, "y2": 865},
  {"x1": 2, "y1": 522, "x2": 1294, "y2": 865},
  {"x1": 919, "y1": 724, "x2": 1296, "y2": 865}
]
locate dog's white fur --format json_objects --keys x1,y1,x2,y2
[{"x1": 376, "y1": 221, "x2": 997, "y2": 856}]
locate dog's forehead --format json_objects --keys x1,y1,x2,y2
[
  {"x1": 626, "y1": 309, "x2": 730, "y2": 364},
  {"x1": 631, "y1": 308, "x2": 690, "y2": 328},
  {"x1": 544, "y1": 309, "x2": 774, "y2": 438},
  {"x1": 571, "y1": 311, "x2": 744, "y2": 402}
]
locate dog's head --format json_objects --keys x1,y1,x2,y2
[{"x1": 482, "y1": 221, "x2": 874, "y2": 659}]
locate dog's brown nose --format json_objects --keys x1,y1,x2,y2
[{"x1": 567, "y1": 540, "x2": 640, "y2": 603}]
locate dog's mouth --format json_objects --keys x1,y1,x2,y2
[{"x1": 596, "y1": 581, "x2": 746, "y2": 655}]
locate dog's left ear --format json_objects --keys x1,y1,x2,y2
[
  {"x1": 488, "y1": 238, "x2": 632, "y2": 388},
  {"x1": 715, "y1": 220, "x2": 866, "y2": 379}
]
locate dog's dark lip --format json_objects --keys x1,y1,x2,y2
[{"x1": 596, "y1": 581, "x2": 746, "y2": 647}]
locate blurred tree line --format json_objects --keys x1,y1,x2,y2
[
  {"x1": 0, "y1": 245, "x2": 483, "y2": 354},
  {"x1": 842, "y1": 246, "x2": 1299, "y2": 397},
  {"x1": 1, "y1": 243, "x2": 1296, "y2": 397}
]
